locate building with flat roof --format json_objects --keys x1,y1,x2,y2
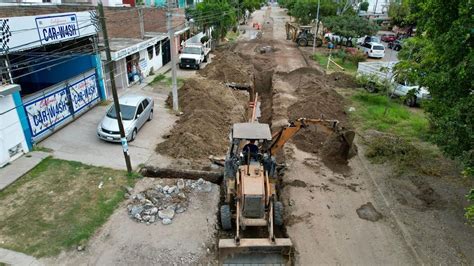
[{"x1": 0, "y1": 11, "x2": 106, "y2": 153}]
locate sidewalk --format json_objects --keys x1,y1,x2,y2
[
  {"x1": 0, "y1": 248, "x2": 42, "y2": 266},
  {"x1": 0, "y1": 151, "x2": 49, "y2": 191}
]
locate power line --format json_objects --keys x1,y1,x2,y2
[{"x1": 3, "y1": 44, "x2": 97, "y2": 73}]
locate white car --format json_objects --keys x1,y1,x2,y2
[
  {"x1": 357, "y1": 35, "x2": 381, "y2": 45},
  {"x1": 324, "y1": 33, "x2": 354, "y2": 47},
  {"x1": 391, "y1": 83, "x2": 431, "y2": 107},
  {"x1": 97, "y1": 95, "x2": 154, "y2": 142},
  {"x1": 361, "y1": 42, "x2": 385, "y2": 58}
]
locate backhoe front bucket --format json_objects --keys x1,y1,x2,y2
[
  {"x1": 218, "y1": 238, "x2": 293, "y2": 264},
  {"x1": 340, "y1": 130, "x2": 356, "y2": 160}
]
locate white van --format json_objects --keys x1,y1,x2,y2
[{"x1": 361, "y1": 42, "x2": 385, "y2": 58}]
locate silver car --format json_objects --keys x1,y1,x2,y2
[{"x1": 97, "y1": 95, "x2": 154, "y2": 142}]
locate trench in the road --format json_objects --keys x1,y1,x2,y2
[
  {"x1": 218, "y1": 64, "x2": 294, "y2": 265},
  {"x1": 141, "y1": 46, "x2": 295, "y2": 265}
]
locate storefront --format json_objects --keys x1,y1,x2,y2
[
  {"x1": 0, "y1": 11, "x2": 106, "y2": 149},
  {"x1": 105, "y1": 34, "x2": 168, "y2": 93}
]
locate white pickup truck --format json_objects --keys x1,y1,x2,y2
[
  {"x1": 357, "y1": 61, "x2": 430, "y2": 106},
  {"x1": 178, "y1": 33, "x2": 211, "y2": 70}
]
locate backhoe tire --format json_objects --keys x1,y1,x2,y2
[
  {"x1": 316, "y1": 38, "x2": 323, "y2": 47},
  {"x1": 274, "y1": 201, "x2": 284, "y2": 226},
  {"x1": 297, "y1": 39, "x2": 308, "y2": 47},
  {"x1": 220, "y1": 205, "x2": 232, "y2": 230}
]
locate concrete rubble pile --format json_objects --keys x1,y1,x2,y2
[{"x1": 126, "y1": 178, "x2": 213, "y2": 225}]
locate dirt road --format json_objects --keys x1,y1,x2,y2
[
  {"x1": 248, "y1": 6, "x2": 413, "y2": 264},
  {"x1": 244, "y1": 5, "x2": 474, "y2": 265},
  {"x1": 41, "y1": 5, "x2": 474, "y2": 265}
]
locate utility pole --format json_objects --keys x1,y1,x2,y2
[
  {"x1": 98, "y1": 2, "x2": 132, "y2": 173},
  {"x1": 312, "y1": 0, "x2": 320, "y2": 54},
  {"x1": 138, "y1": 7, "x2": 145, "y2": 39},
  {"x1": 167, "y1": 0, "x2": 179, "y2": 112}
]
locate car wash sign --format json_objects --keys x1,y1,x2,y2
[
  {"x1": 36, "y1": 14, "x2": 80, "y2": 45},
  {"x1": 69, "y1": 73, "x2": 99, "y2": 112},
  {"x1": 0, "y1": 11, "x2": 97, "y2": 53},
  {"x1": 23, "y1": 70, "x2": 99, "y2": 140},
  {"x1": 24, "y1": 89, "x2": 72, "y2": 138}
]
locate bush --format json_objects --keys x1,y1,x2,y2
[
  {"x1": 356, "y1": 73, "x2": 386, "y2": 92},
  {"x1": 334, "y1": 50, "x2": 348, "y2": 63},
  {"x1": 347, "y1": 50, "x2": 367, "y2": 64},
  {"x1": 365, "y1": 133, "x2": 420, "y2": 164}
]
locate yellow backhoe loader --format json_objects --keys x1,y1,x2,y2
[{"x1": 218, "y1": 118, "x2": 354, "y2": 256}]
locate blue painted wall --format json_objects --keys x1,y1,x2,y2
[
  {"x1": 17, "y1": 55, "x2": 96, "y2": 96},
  {"x1": 93, "y1": 54, "x2": 106, "y2": 100},
  {"x1": 12, "y1": 91, "x2": 32, "y2": 150}
]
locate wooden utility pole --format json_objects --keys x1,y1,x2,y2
[{"x1": 98, "y1": 2, "x2": 132, "y2": 173}]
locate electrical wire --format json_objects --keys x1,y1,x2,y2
[{"x1": 1, "y1": 7, "x2": 234, "y2": 88}]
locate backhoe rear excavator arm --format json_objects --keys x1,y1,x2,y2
[{"x1": 267, "y1": 118, "x2": 354, "y2": 156}]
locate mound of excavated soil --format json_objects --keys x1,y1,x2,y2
[
  {"x1": 283, "y1": 67, "x2": 354, "y2": 171},
  {"x1": 281, "y1": 67, "x2": 325, "y2": 90},
  {"x1": 156, "y1": 77, "x2": 247, "y2": 159},
  {"x1": 199, "y1": 51, "x2": 253, "y2": 85},
  {"x1": 326, "y1": 72, "x2": 358, "y2": 88}
]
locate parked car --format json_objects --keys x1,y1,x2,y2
[
  {"x1": 361, "y1": 42, "x2": 385, "y2": 58},
  {"x1": 388, "y1": 39, "x2": 403, "y2": 51},
  {"x1": 324, "y1": 33, "x2": 354, "y2": 47},
  {"x1": 391, "y1": 82, "x2": 431, "y2": 107},
  {"x1": 97, "y1": 95, "x2": 154, "y2": 142},
  {"x1": 357, "y1": 61, "x2": 431, "y2": 107},
  {"x1": 381, "y1": 33, "x2": 396, "y2": 42},
  {"x1": 357, "y1": 35, "x2": 380, "y2": 45}
]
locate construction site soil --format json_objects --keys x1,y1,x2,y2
[
  {"x1": 281, "y1": 67, "x2": 354, "y2": 169},
  {"x1": 199, "y1": 50, "x2": 254, "y2": 85},
  {"x1": 156, "y1": 77, "x2": 247, "y2": 159},
  {"x1": 158, "y1": 42, "x2": 355, "y2": 171}
]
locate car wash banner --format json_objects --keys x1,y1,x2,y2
[
  {"x1": 69, "y1": 73, "x2": 100, "y2": 113},
  {"x1": 24, "y1": 88, "x2": 72, "y2": 138},
  {"x1": 0, "y1": 11, "x2": 97, "y2": 53},
  {"x1": 23, "y1": 70, "x2": 99, "y2": 141}
]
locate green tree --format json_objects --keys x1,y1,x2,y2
[
  {"x1": 291, "y1": 0, "x2": 338, "y2": 24},
  {"x1": 359, "y1": 1, "x2": 369, "y2": 12},
  {"x1": 187, "y1": 0, "x2": 237, "y2": 41},
  {"x1": 388, "y1": 0, "x2": 421, "y2": 27},
  {"x1": 323, "y1": 14, "x2": 379, "y2": 44},
  {"x1": 394, "y1": 0, "x2": 473, "y2": 221},
  {"x1": 239, "y1": 0, "x2": 264, "y2": 13}
]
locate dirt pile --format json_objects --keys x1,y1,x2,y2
[
  {"x1": 156, "y1": 77, "x2": 247, "y2": 159},
  {"x1": 326, "y1": 72, "x2": 358, "y2": 88},
  {"x1": 199, "y1": 51, "x2": 254, "y2": 85},
  {"x1": 273, "y1": 67, "x2": 356, "y2": 171},
  {"x1": 285, "y1": 67, "x2": 349, "y2": 152}
]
